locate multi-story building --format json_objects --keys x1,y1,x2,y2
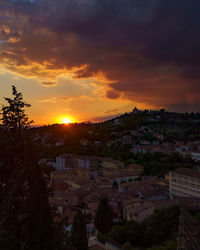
[
  {"x1": 56, "y1": 153, "x2": 124, "y2": 170},
  {"x1": 169, "y1": 168, "x2": 200, "y2": 198},
  {"x1": 56, "y1": 154, "x2": 97, "y2": 170},
  {"x1": 126, "y1": 163, "x2": 144, "y2": 176}
]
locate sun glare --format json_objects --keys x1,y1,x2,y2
[
  {"x1": 61, "y1": 117, "x2": 72, "y2": 124},
  {"x1": 57, "y1": 115, "x2": 77, "y2": 125}
]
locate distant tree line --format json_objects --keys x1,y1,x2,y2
[{"x1": 135, "y1": 152, "x2": 195, "y2": 177}]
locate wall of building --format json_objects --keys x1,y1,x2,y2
[
  {"x1": 56, "y1": 157, "x2": 66, "y2": 170},
  {"x1": 169, "y1": 172, "x2": 200, "y2": 198}
]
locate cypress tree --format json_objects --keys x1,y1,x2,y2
[
  {"x1": 24, "y1": 140, "x2": 54, "y2": 250},
  {"x1": 95, "y1": 196, "x2": 113, "y2": 234},
  {"x1": 71, "y1": 210, "x2": 88, "y2": 250}
]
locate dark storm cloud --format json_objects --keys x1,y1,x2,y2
[{"x1": 0, "y1": 0, "x2": 200, "y2": 111}]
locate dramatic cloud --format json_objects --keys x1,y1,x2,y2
[{"x1": 0, "y1": 0, "x2": 200, "y2": 111}]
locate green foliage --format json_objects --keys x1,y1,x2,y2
[
  {"x1": 121, "y1": 242, "x2": 134, "y2": 250},
  {"x1": 125, "y1": 220, "x2": 142, "y2": 246},
  {"x1": 108, "y1": 225, "x2": 127, "y2": 245},
  {"x1": 195, "y1": 212, "x2": 200, "y2": 223},
  {"x1": 97, "y1": 232, "x2": 107, "y2": 244},
  {"x1": 147, "y1": 240, "x2": 177, "y2": 250},
  {"x1": 108, "y1": 220, "x2": 142, "y2": 246},
  {"x1": 143, "y1": 205, "x2": 180, "y2": 246},
  {"x1": 135, "y1": 153, "x2": 194, "y2": 177},
  {"x1": 113, "y1": 181, "x2": 119, "y2": 189},
  {"x1": 71, "y1": 210, "x2": 88, "y2": 250},
  {"x1": 0, "y1": 134, "x2": 55, "y2": 250},
  {"x1": 108, "y1": 205, "x2": 181, "y2": 249},
  {"x1": 118, "y1": 113, "x2": 145, "y2": 131},
  {"x1": 125, "y1": 159, "x2": 135, "y2": 166},
  {"x1": 95, "y1": 197, "x2": 113, "y2": 234},
  {"x1": 134, "y1": 176, "x2": 141, "y2": 181}
]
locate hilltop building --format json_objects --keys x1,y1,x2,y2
[{"x1": 131, "y1": 107, "x2": 140, "y2": 114}]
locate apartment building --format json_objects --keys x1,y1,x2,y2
[
  {"x1": 169, "y1": 168, "x2": 200, "y2": 198},
  {"x1": 56, "y1": 153, "x2": 124, "y2": 170},
  {"x1": 126, "y1": 163, "x2": 144, "y2": 176},
  {"x1": 56, "y1": 154, "x2": 97, "y2": 170}
]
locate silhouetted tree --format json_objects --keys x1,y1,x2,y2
[
  {"x1": 95, "y1": 197, "x2": 113, "y2": 234},
  {"x1": 0, "y1": 86, "x2": 54, "y2": 250},
  {"x1": 1, "y1": 85, "x2": 33, "y2": 130},
  {"x1": 71, "y1": 210, "x2": 88, "y2": 250}
]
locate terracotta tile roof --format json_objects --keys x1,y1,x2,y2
[
  {"x1": 126, "y1": 163, "x2": 144, "y2": 169},
  {"x1": 67, "y1": 177, "x2": 90, "y2": 185},
  {"x1": 58, "y1": 153, "x2": 123, "y2": 164},
  {"x1": 132, "y1": 201, "x2": 155, "y2": 214},
  {"x1": 152, "y1": 200, "x2": 174, "y2": 209},
  {"x1": 49, "y1": 196, "x2": 67, "y2": 207},
  {"x1": 123, "y1": 198, "x2": 141, "y2": 206}
]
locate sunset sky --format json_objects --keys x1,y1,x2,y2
[{"x1": 0, "y1": 0, "x2": 200, "y2": 125}]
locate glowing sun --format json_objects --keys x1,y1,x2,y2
[{"x1": 61, "y1": 117, "x2": 72, "y2": 124}]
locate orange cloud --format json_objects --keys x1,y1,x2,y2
[
  {"x1": 1, "y1": 0, "x2": 200, "y2": 112},
  {"x1": 41, "y1": 81, "x2": 56, "y2": 87},
  {"x1": 1, "y1": 25, "x2": 10, "y2": 34}
]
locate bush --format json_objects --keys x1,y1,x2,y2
[{"x1": 97, "y1": 232, "x2": 107, "y2": 244}]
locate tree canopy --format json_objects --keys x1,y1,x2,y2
[
  {"x1": 1, "y1": 85, "x2": 33, "y2": 129},
  {"x1": 107, "y1": 205, "x2": 180, "y2": 248}
]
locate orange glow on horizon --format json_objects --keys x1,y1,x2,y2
[
  {"x1": 61, "y1": 117, "x2": 72, "y2": 124},
  {"x1": 57, "y1": 116, "x2": 77, "y2": 124}
]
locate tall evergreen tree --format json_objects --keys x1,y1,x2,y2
[
  {"x1": 24, "y1": 140, "x2": 55, "y2": 250},
  {"x1": 71, "y1": 210, "x2": 88, "y2": 250},
  {"x1": 0, "y1": 86, "x2": 54, "y2": 250},
  {"x1": 95, "y1": 197, "x2": 113, "y2": 234}
]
